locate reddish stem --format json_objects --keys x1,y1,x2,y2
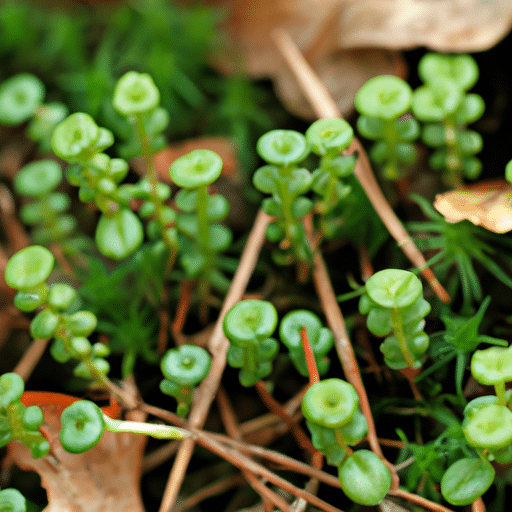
[{"x1": 301, "y1": 325, "x2": 319, "y2": 385}]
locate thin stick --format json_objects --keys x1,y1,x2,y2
[
  {"x1": 300, "y1": 325, "x2": 319, "y2": 384},
  {"x1": 196, "y1": 433, "x2": 345, "y2": 512},
  {"x1": 13, "y1": 338, "x2": 50, "y2": 382},
  {"x1": 208, "y1": 432, "x2": 341, "y2": 490},
  {"x1": 157, "y1": 210, "x2": 272, "y2": 512},
  {"x1": 217, "y1": 386, "x2": 293, "y2": 512},
  {"x1": 472, "y1": 497, "x2": 486, "y2": 512},
  {"x1": 174, "y1": 474, "x2": 246, "y2": 512},
  {"x1": 271, "y1": 28, "x2": 450, "y2": 304},
  {"x1": 171, "y1": 279, "x2": 193, "y2": 345},
  {"x1": 389, "y1": 488, "x2": 455, "y2": 512},
  {"x1": 254, "y1": 380, "x2": 316, "y2": 454}
]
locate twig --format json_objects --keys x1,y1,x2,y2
[
  {"x1": 13, "y1": 338, "x2": 50, "y2": 382},
  {"x1": 300, "y1": 325, "x2": 320, "y2": 384},
  {"x1": 389, "y1": 488, "x2": 455, "y2": 512},
  {"x1": 271, "y1": 27, "x2": 450, "y2": 304},
  {"x1": 472, "y1": 497, "x2": 486, "y2": 512},
  {"x1": 173, "y1": 474, "x2": 246, "y2": 512},
  {"x1": 254, "y1": 380, "x2": 316, "y2": 454},
  {"x1": 196, "y1": 433, "x2": 345, "y2": 512},
  {"x1": 208, "y1": 432, "x2": 341, "y2": 490},
  {"x1": 217, "y1": 386, "x2": 293, "y2": 512},
  {"x1": 157, "y1": 209, "x2": 272, "y2": 512},
  {"x1": 171, "y1": 279, "x2": 193, "y2": 346}
]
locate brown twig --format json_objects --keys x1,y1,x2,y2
[
  {"x1": 171, "y1": 279, "x2": 193, "y2": 346},
  {"x1": 217, "y1": 386, "x2": 293, "y2": 512},
  {"x1": 471, "y1": 497, "x2": 486, "y2": 512},
  {"x1": 196, "y1": 433, "x2": 345, "y2": 512},
  {"x1": 271, "y1": 27, "x2": 450, "y2": 304},
  {"x1": 389, "y1": 488, "x2": 455, "y2": 512},
  {"x1": 157, "y1": 209, "x2": 272, "y2": 512},
  {"x1": 173, "y1": 473, "x2": 246, "y2": 512},
  {"x1": 13, "y1": 338, "x2": 50, "y2": 382},
  {"x1": 254, "y1": 380, "x2": 316, "y2": 454}
]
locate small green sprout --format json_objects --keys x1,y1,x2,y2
[
  {"x1": 305, "y1": 118, "x2": 356, "y2": 240},
  {"x1": 113, "y1": 71, "x2": 160, "y2": 116},
  {"x1": 0, "y1": 373, "x2": 49, "y2": 459},
  {"x1": 0, "y1": 73, "x2": 45, "y2": 125},
  {"x1": 359, "y1": 269, "x2": 430, "y2": 369},
  {"x1": 355, "y1": 75, "x2": 419, "y2": 179},
  {"x1": 52, "y1": 112, "x2": 144, "y2": 260},
  {"x1": 223, "y1": 300, "x2": 279, "y2": 386},
  {"x1": 301, "y1": 379, "x2": 389, "y2": 505},
  {"x1": 14, "y1": 160, "x2": 78, "y2": 247},
  {"x1": 170, "y1": 150, "x2": 232, "y2": 311},
  {"x1": 412, "y1": 53, "x2": 484, "y2": 187},
  {"x1": 253, "y1": 129, "x2": 313, "y2": 265},
  {"x1": 279, "y1": 309, "x2": 334, "y2": 377},
  {"x1": 160, "y1": 344, "x2": 212, "y2": 416},
  {"x1": 5, "y1": 246, "x2": 110, "y2": 384}
]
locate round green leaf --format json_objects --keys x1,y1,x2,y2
[
  {"x1": 65, "y1": 311, "x2": 98, "y2": 337},
  {"x1": 471, "y1": 345, "x2": 512, "y2": 385},
  {"x1": 223, "y1": 300, "x2": 278, "y2": 346},
  {"x1": 5, "y1": 246, "x2": 54, "y2": 292},
  {"x1": 253, "y1": 165, "x2": 280, "y2": 194},
  {"x1": 51, "y1": 112, "x2": 102, "y2": 162},
  {"x1": 13, "y1": 284, "x2": 48, "y2": 312},
  {"x1": 14, "y1": 160, "x2": 62, "y2": 197},
  {"x1": 47, "y1": 283, "x2": 77, "y2": 310},
  {"x1": 113, "y1": 71, "x2": 160, "y2": 116},
  {"x1": 59, "y1": 400, "x2": 104, "y2": 454},
  {"x1": 365, "y1": 269, "x2": 422, "y2": 309},
  {"x1": 441, "y1": 458, "x2": 494, "y2": 506},
  {"x1": 302, "y1": 378, "x2": 358, "y2": 428},
  {"x1": 306, "y1": 118, "x2": 354, "y2": 155},
  {"x1": 0, "y1": 372, "x2": 24, "y2": 407},
  {"x1": 170, "y1": 149, "x2": 223, "y2": 189},
  {"x1": 464, "y1": 404, "x2": 512, "y2": 450},
  {"x1": 0, "y1": 488, "x2": 26, "y2": 512},
  {"x1": 161, "y1": 344, "x2": 212, "y2": 387},
  {"x1": 412, "y1": 80, "x2": 462, "y2": 121},
  {"x1": 95, "y1": 209, "x2": 144, "y2": 260},
  {"x1": 30, "y1": 309, "x2": 59, "y2": 339},
  {"x1": 257, "y1": 130, "x2": 309, "y2": 166},
  {"x1": 418, "y1": 53, "x2": 479, "y2": 91},
  {"x1": 0, "y1": 73, "x2": 45, "y2": 125},
  {"x1": 22, "y1": 405, "x2": 44, "y2": 430},
  {"x1": 338, "y1": 450, "x2": 391, "y2": 506},
  {"x1": 355, "y1": 75, "x2": 412, "y2": 120}
]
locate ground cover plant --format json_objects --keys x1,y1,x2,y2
[{"x1": 2, "y1": 2, "x2": 512, "y2": 512}]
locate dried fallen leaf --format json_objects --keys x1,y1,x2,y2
[
  {"x1": 196, "y1": 0, "x2": 512, "y2": 118},
  {"x1": 8, "y1": 389, "x2": 147, "y2": 512},
  {"x1": 434, "y1": 179, "x2": 512, "y2": 233}
]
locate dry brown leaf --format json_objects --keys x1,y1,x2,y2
[
  {"x1": 8, "y1": 390, "x2": 147, "y2": 512},
  {"x1": 273, "y1": 48, "x2": 404, "y2": 120},
  {"x1": 434, "y1": 179, "x2": 512, "y2": 233},
  {"x1": 338, "y1": 0, "x2": 512, "y2": 52},
  {"x1": 196, "y1": 0, "x2": 512, "y2": 118}
]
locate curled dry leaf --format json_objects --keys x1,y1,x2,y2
[
  {"x1": 434, "y1": 179, "x2": 512, "y2": 233},
  {"x1": 196, "y1": 0, "x2": 512, "y2": 118},
  {"x1": 8, "y1": 391, "x2": 146, "y2": 512}
]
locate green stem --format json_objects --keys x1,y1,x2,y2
[
  {"x1": 242, "y1": 341, "x2": 258, "y2": 375},
  {"x1": 134, "y1": 113, "x2": 178, "y2": 257},
  {"x1": 195, "y1": 185, "x2": 213, "y2": 314},
  {"x1": 382, "y1": 118, "x2": 400, "y2": 179},
  {"x1": 102, "y1": 414, "x2": 188, "y2": 439},
  {"x1": 335, "y1": 428, "x2": 353, "y2": 457},
  {"x1": 389, "y1": 308, "x2": 416, "y2": 369},
  {"x1": 495, "y1": 380, "x2": 507, "y2": 407}
]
